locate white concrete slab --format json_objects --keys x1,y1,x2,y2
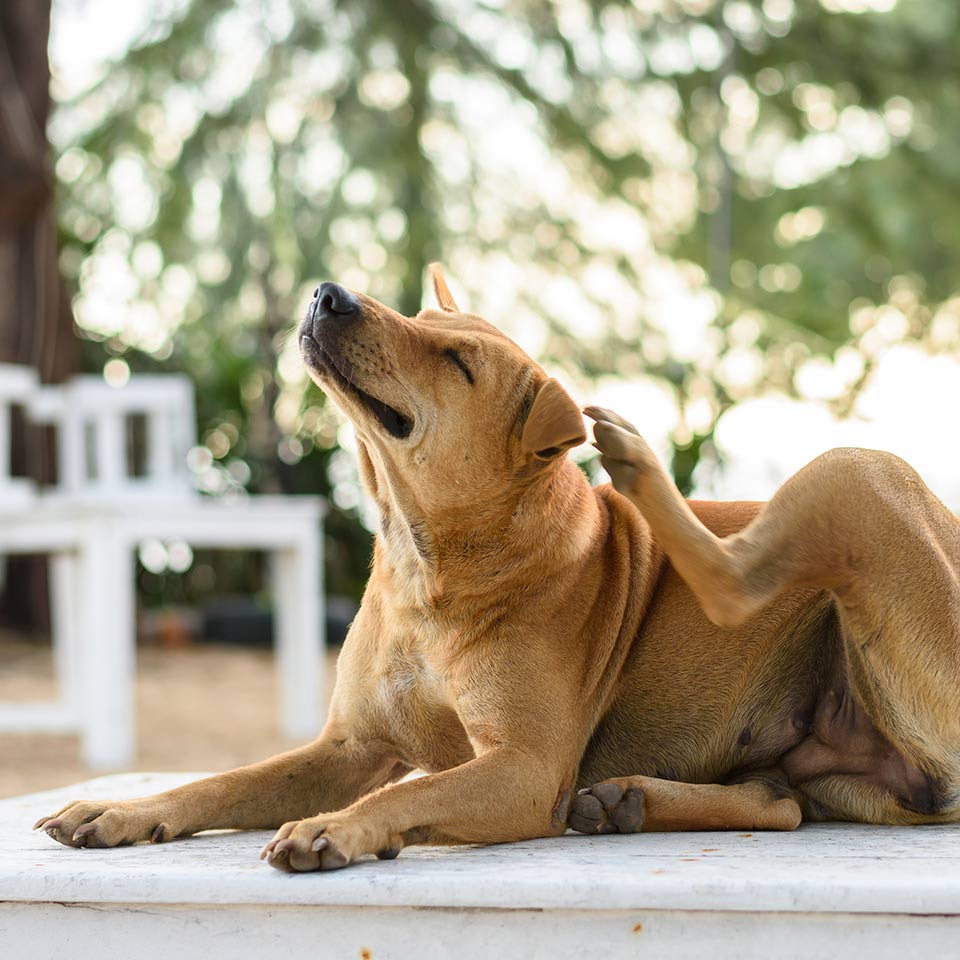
[{"x1": 2, "y1": 773, "x2": 960, "y2": 958}]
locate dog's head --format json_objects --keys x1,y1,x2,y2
[{"x1": 298, "y1": 265, "x2": 586, "y2": 522}]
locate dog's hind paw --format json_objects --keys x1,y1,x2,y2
[{"x1": 568, "y1": 780, "x2": 646, "y2": 835}]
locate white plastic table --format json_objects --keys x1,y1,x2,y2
[
  {"x1": 0, "y1": 496, "x2": 324, "y2": 769},
  {"x1": 2, "y1": 773, "x2": 959, "y2": 959}
]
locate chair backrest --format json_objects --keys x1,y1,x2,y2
[
  {"x1": 30, "y1": 374, "x2": 198, "y2": 501},
  {"x1": 0, "y1": 364, "x2": 39, "y2": 507}
]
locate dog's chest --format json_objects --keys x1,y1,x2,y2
[
  {"x1": 375, "y1": 653, "x2": 449, "y2": 710},
  {"x1": 373, "y1": 645, "x2": 474, "y2": 772}
]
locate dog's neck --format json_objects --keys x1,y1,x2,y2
[{"x1": 357, "y1": 442, "x2": 600, "y2": 617}]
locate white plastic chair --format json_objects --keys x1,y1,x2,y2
[
  {"x1": 30, "y1": 375, "x2": 197, "y2": 500},
  {"x1": 0, "y1": 366, "x2": 326, "y2": 769},
  {"x1": 0, "y1": 363, "x2": 85, "y2": 735},
  {"x1": 0, "y1": 363, "x2": 39, "y2": 507}
]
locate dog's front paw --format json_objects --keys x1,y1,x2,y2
[
  {"x1": 33, "y1": 799, "x2": 178, "y2": 848},
  {"x1": 584, "y1": 407, "x2": 659, "y2": 498},
  {"x1": 261, "y1": 816, "x2": 401, "y2": 873},
  {"x1": 568, "y1": 779, "x2": 646, "y2": 835}
]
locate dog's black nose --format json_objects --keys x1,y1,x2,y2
[{"x1": 314, "y1": 282, "x2": 359, "y2": 320}]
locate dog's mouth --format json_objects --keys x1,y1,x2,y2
[{"x1": 301, "y1": 335, "x2": 414, "y2": 440}]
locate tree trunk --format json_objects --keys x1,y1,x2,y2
[{"x1": 0, "y1": 0, "x2": 79, "y2": 632}]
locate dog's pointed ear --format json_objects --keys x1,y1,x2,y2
[
  {"x1": 429, "y1": 263, "x2": 459, "y2": 313},
  {"x1": 520, "y1": 378, "x2": 586, "y2": 461}
]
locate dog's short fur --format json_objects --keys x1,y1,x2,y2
[{"x1": 35, "y1": 267, "x2": 960, "y2": 870}]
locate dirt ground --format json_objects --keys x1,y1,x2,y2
[{"x1": 0, "y1": 637, "x2": 339, "y2": 799}]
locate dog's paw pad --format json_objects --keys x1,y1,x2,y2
[{"x1": 569, "y1": 782, "x2": 645, "y2": 835}]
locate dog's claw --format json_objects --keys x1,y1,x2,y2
[
  {"x1": 72, "y1": 823, "x2": 97, "y2": 842},
  {"x1": 260, "y1": 836, "x2": 285, "y2": 860},
  {"x1": 583, "y1": 407, "x2": 641, "y2": 436},
  {"x1": 271, "y1": 838, "x2": 295, "y2": 859},
  {"x1": 72, "y1": 822, "x2": 105, "y2": 847},
  {"x1": 311, "y1": 836, "x2": 329, "y2": 852}
]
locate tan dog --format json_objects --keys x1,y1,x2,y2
[{"x1": 35, "y1": 267, "x2": 960, "y2": 870}]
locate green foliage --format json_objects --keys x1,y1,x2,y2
[{"x1": 53, "y1": 0, "x2": 960, "y2": 596}]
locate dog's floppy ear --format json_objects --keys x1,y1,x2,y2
[
  {"x1": 520, "y1": 378, "x2": 586, "y2": 460},
  {"x1": 429, "y1": 262, "x2": 459, "y2": 313}
]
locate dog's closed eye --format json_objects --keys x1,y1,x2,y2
[{"x1": 443, "y1": 348, "x2": 475, "y2": 385}]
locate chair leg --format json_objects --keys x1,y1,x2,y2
[
  {"x1": 50, "y1": 551, "x2": 82, "y2": 721},
  {"x1": 270, "y1": 535, "x2": 324, "y2": 740}
]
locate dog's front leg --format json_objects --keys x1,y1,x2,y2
[
  {"x1": 263, "y1": 745, "x2": 570, "y2": 872},
  {"x1": 35, "y1": 729, "x2": 406, "y2": 849}
]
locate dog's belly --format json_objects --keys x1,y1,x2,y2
[
  {"x1": 577, "y1": 568, "x2": 841, "y2": 788},
  {"x1": 778, "y1": 664, "x2": 941, "y2": 818}
]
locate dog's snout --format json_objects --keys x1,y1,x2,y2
[{"x1": 314, "y1": 282, "x2": 359, "y2": 320}]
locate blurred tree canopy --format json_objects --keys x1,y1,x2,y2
[{"x1": 51, "y1": 0, "x2": 960, "y2": 600}]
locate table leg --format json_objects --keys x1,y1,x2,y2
[
  {"x1": 270, "y1": 534, "x2": 324, "y2": 739},
  {"x1": 77, "y1": 523, "x2": 136, "y2": 769}
]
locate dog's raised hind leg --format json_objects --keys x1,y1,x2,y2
[
  {"x1": 585, "y1": 406, "x2": 767, "y2": 628},
  {"x1": 586, "y1": 405, "x2": 960, "y2": 803}
]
